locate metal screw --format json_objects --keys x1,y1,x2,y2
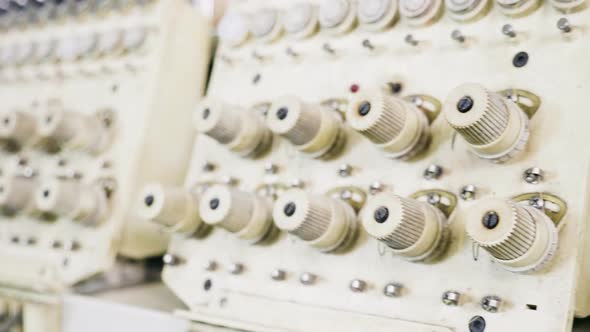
[
  {"x1": 427, "y1": 193, "x2": 441, "y2": 205},
  {"x1": 338, "y1": 164, "x2": 353, "y2": 177},
  {"x1": 442, "y1": 290, "x2": 461, "y2": 306},
  {"x1": 300, "y1": 272, "x2": 317, "y2": 285},
  {"x1": 423, "y1": 164, "x2": 443, "y2": 180},
  {"x1": 202, "y1": 162, "x2": 215, "y2": 172},
  {"x1": 369, "y1": 181, "x2": 383, "y2": 195},
  {"x1": 349, "y1": 279, "x2": 367, "y2": 292},
  {"x1": 229, "y1": 263, "x2": 244, "y2": 275},
  {"x1": 264, "y1": 163, "x2": 278, "y2": 175},
  {"x1": 469, "y1": 316, "x2": 487, "y2": 332},
  {"x1": 502, "y1": 24, "x2": 516, "y2": 38},
  {"x1": 460, "y1": 185, "x2": 477, "y2": 201},
  {"x1": 322, "y1": 43, "x2": 335, "y2": 54},
  {"x1": 271, "y1": 269, "x2": 287, "y2": 281},
  {"x1": 204, "y1": 260, "x2": 217, "y2": 271},
  {"x1": 557, "y1": 17, "x2": 571, "y2": 33},
  {"x1": 451, "y1": 29, "x2": 465, "y2": 43},
  {"x1": 528, "y1": 196, "x2": 545, "y2": 210},
  {"x1": 289, "y1": 178, "x2": 304, "y2": 188},
  {"x1": 524, "y1": 167, "x2": 544, "y2": 184},
  {"x1": 339, "y1": 189, "x2": 353, "y2": 200},
  {"x1": 383, "y1": 283, "x2": 403, "y2": 297},
  {"x1": 163, "y1": 253, "x2": 184, "y2": 266},
  {"x1": 362, "y1": 39, "x2": 374, "y2": 50},
  {"x1": 481, "y1": 295, "x2": 502, "y2": 313},
  {"x1": 405, "y1": 34, "x2": 419, "y2": 46}
]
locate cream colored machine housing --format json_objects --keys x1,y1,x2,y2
[
  {"x1": 0, "y1": 0, "x2": 211, "y2": 295},
  {"x1": 158, "y1": 1, "x2": 590, "y2": 332}
]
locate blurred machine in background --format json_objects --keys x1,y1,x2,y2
[
  {"x1": 139, "y1": 0, "x2": 590, "y2": 331},
  {"x1": 0, "y1": 0, "x2": 211, "y2": 331}
]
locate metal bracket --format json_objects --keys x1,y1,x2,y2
[
  {"x1": 326, "y1": 186, "x2": 367, "y2": 212},
  {"x1": 403, "y1": 94, "x2": 442, "y2": 124},
  {"x1": 511, "y1": 192, "x2": 567, "y2": 228},
  {"x1": 497, "y1": 89, "x2": 541, "y2": 119},
  {"x1": 410, "y1": 189, "x2": 458, "y2": 218}
]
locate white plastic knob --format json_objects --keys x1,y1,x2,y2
[
  {"x1": 465, "y1": 198, "x2": 558, "y2": 273},
  {"x1": 199, "y1": 184, "x2": 274, "y2": 243},
  {"x1": 445, "y1": 0, "x2": 491, "y2": 22},
  {"x1": 250, "y1": 9, "x2": 283, "y2": 42},
  {"x1": 0, "y1": 110, "x2": 36, "y2": 147},
  {"x1": 218, "y1": 11, "x2": 250, "y2": 47},
  {"x1": 358, "y1": 0, "x2": 398, "y2": 30},
  {"x1": 495, "y1": 0, "x2": 540, "y2": 17},
  {"x1": 267, "y1": 96, "x2": 345, "y2": 159},
  {"x1": 0, "y1": 176, "x2": 36, "y2": 215},
  {"x1": 319, "y1": 0, "x2": 357, "y2": 34},
  {"x1": 399, "y1": 0, "x2": 443, "y2": 26},
  {"x1": 443, "y1": 83, "x2": 529, "y2": 163},
  {"x1": 347, "y1": 91, "x2": 430, "y2": 159},
  {"x1": 273, "y1": 188, "x2": 357, "y2": 252},
  {"x1": 35, "y1": 179, "x2": 108, "y2": 225},
  {"x1": 194, "y1": 99, "x2": 272, "y2": 158},
  {"x1": 138, "y1": 184, "x2": 203, "y2": 235},
  {"x1": 283, "y1": 3, "x2": 318, "y2": 38},
  {"x1": 361, "y1": 192, "x2": 449, "y2": 261}
]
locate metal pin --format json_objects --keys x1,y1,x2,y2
[
  {"x1": 383, "y1": 283, "x2": 403, "y2": 297},
  {"x1": 349, "y1": 279, "x2": 367, "y2": 292},
  {"x1": 481, "y1": 295, "x2": 502, "y2": 313},
  {"x1": 163, "y1": 253, "x2": 184, "y2": 266},
  {"x1": 460, "y1": 185, "x2": 477, "y2": 201},
  {"x1": 405, "y1": 34, "x2": 419, "y2": 46},
  {"x1": 264, "y1": 163, "x2": 278, "y2": 175},
  {"x1": 204, "y1": 260, "x2": 217, "y2": 271},
  {"x1": 340, "y1": 189, "x2": 353, "y2": 200},
  {"x1": 300, "y1": 272, "x2": 317, "y2": 285},
  {"x1": 451, "y1": 29, "x2": 465, "y2": 43},
  {"x1": 442, "y1": 290, "x2": 461, "y2": 306},
  {"x1": 338, "y1": 164, "x2": 353, "y2": 177},
  {"x1": 229, "y1": 263, "x2": 244, "y2": 275},
  {"x1": 427, "y1": 192, "x2": 441, "y2": 205},
  {"x1": 423, "y1": 164, "x2": 443, "y2": 180},
  {"x1": 557, "y1": 17, "x2": 572, "y2": 33},
  {"x1": 362, "y1": 39, "x2": 374, "y2": 50},
  {"x1": 501, "y1": 24, "x2": 516, "y2": 38},
  {"x1": 271, "y1": 269, "x2": 287, "y2": 281},
  {"x1": 369, "y1": 181, "x2": 384, "y2": 195},
  {"x1": 322, "y1": 43, "x2": 335, "y2": 54},
  {"x1": 523, "y1": 167, "x2": 544, "y2": 184}
]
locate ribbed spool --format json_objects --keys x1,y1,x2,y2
[
  {"x1": 204, "y1": 108, "x2": 241, "y2": 144},
  {"x1": 479, "y1": 202, "x2": 536, "y2": 261},
  {"x1": 378, "y1": 197, "x2": 425, "y2": 250},
  {"x1": 290, "y1": 198, "x2": 331, "y2": 241},
  {"x1": 453, "y1": 91, "x2": 509, "y2": 146},
  {"x1": 281, "y1": 105, "x2": 321, "y2": 146},
  {"x1": 359, "y1": 97, "x2": 407, "y2": 144},
  {"x1": 218, "y1": 190, "x2": 254, "y2": 233}
]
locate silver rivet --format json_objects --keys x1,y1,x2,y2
[
  {"x1": 163, "y1": 253, "x2": 184, "y2": 266},
  {"x1": 369, "y1": 181, "x2": 384, "y2": 195},
  {"x1": 481, "y1": 295, "x2": 502, "y2": 313},
  {"x1": 350, "y1": 279, "x2": 367, "y2": 292},
  {"x1": 501, "y1": 24, "x2": 516, "y2": 38},
  {"x1": 300, "y1": 272, "x2": 317, "y2": 285},
  {"x1": 271, "y1": 269, "x2": 286, "y2": 281},
  {"x1": 383, "y1": 283, "x2": 403, "y2": 297},
  {"x1": 442, "y1": 290, "x2": 461, "y2": 306},
  {"x1": 405, "y1": 34, "x2": 419, "y2": 46},
  {"x1": 557, "y1": 17, "x2": 572, "y2": 33},
  {"x1": 451, "y1": 29, "x2": 465, "y2": 43},
  {"x1": 427, "y1": 192, "x2": 441, "y2": 205},
  {"x1": 338, "y1": 164, "x2": 353, "y2": 177},
  {"x1": 221, "y1": 175, "x2": 238, "y2": 185},
  {"x1": 362, "y1": 39, "x2": 374, "y2": 50},
  {"x1": 340, "y1": 189, "x2": 353, "y2": 200},
  {"x1": 322, "y1": 43, "x2": 335, "y2": 54},
  {"x1": 423, "y1": 164, "x2": 443, "y2": 180},
  {"x1": 460, "y1": 185, "x2": 477, "y2": 201},
  {"x1": 528, "y1": 196, "x2": 545, "y2": 210},
  {"x1": 229, "y1": 263, "x2": 244, "y2": 275},
  {"x1": 523, "y1": 167, "x2": 544, "y2": 184},
  {"x1": 202, "y1": 162, "x2": 215, "y2": 172},
  {"x1": 204, "y1": 260, "x2": 217, "y2": 271},
  {"x1": 289, "y1": 178, "x2": 304, "y2": 188},
  {"x1": 264, "y1": 163, "x2": 278, "y2": 174},
  {"x1": 285, "y1": 47, "x2": 299, "y2": 58}
]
